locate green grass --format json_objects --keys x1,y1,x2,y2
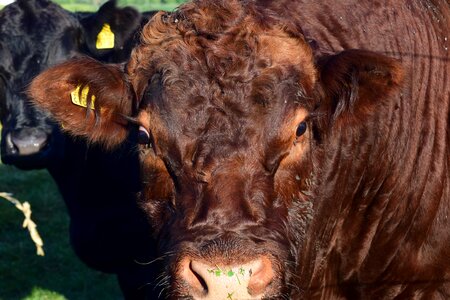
[
  {"x1": 59, "y1": 2, "x2": 182, "y2": 12},
  {"x1": 0, "y1": 2, "x2": 183, "y2": 12},
  {"x1": 0, "y1": 164, "x2": 122, "y2": 300}
]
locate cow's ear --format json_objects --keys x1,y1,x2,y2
[
  {"x1": 315, "y1": 49, "x2": 404, "y2": 131},
  {"x1": 28, "y1": 57, "x2": 135, "y2": 149}
]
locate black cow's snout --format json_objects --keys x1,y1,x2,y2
[
  {"x1": 9, "y1": 127, "x2": 49, "y2": 155},
  {"x1": 1, "y1": 127, "x2": 53, "y2": 169}
]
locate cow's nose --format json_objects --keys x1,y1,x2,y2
[
  {"x1": 9, "y1": 128, "x2": 49, "y2": 155},
  {"x1": 179, "y1": 256, "x2": 274, "y2": 299}
]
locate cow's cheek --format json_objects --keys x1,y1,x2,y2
[
  {"x1": 274, "y1": 132, "x2": 312, "y2": 202},
  {"x1": 139, "y1": 153, "x2": 175, "y2": 232},
  {"x1": 279, "y1": 130, "x2": 311, "y2": 168}
]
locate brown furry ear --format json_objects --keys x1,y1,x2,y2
[
  {"x1": 28, "y1": 57, "x2": 134, "y2": 149},
  {"x1": 316, "y1": 49, "x2": 404, "y2": 129}
]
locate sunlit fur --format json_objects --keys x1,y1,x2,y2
[{"x1": 30, "y1": 57, "x2": 135, "y2": 149}]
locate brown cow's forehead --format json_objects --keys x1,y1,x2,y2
[
  {"x1": 127, "y1": 8, "x2": 317, "y2": 105},
  {"x1": 257, "y1": 33, "x2": 317, "y2": 88}
]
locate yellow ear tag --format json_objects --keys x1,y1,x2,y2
[
  {"x1": 70, "y1": 85, "x2": 96, "y2": 109},
  {"x1": 96, "y1": 23, "x2": 115, "y2": 49}
]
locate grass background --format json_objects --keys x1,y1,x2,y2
[
  {"x1": 0, "y1": 164, "x2": 122, "y2": 300},
  {"x1": 0, "y1": 1, "x2": 185, "y2": 12},
  {"x1": 60, "y1": 2, "x2": 181, "y2": 12}
]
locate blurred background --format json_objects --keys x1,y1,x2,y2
[
  {"x1": 0, "y1": 0, "x2": 187, "y2": 11},
  {"x1": 0, "y1": 1, "x2": 187, "y2": 299}
]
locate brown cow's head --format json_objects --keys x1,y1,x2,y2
[{"x1": 29, "y1": 0, "x2": 403, "y2": 298}]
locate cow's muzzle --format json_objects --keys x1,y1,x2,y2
[
  {"x1": 2, "y1": 127, "x2": 51, "y2": 169},
  {"x1": 177, "y1": 256, "x2": 274, "y2": 299}
]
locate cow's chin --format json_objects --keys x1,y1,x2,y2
[{"x1": 154, "y1": 233, "x2": 292, "y2": 300}]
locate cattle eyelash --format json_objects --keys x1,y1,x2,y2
[{"x1": 120, "y1": 114, "x2": 141, "y2": 125}]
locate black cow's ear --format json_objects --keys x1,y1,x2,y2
[
  {"x1": 315, "y1": 49, "x2": 404, "y2": 130},
  {"x1": 28, "y1": 57, "x2": 135, "y2": 149}
]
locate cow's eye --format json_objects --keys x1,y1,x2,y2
[
  {"x1": 138, "y1": 126, "x2": 150, "y2": 145},
  {"x1": 296, "y1": 121, "x2": 307, "y2": 137}
]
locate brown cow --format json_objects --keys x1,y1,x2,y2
[{"x1": 29, "y1": 0, "x2": 449, "y2": 299}]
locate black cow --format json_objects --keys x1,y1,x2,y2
[
  {"x1": 0, "y1": 0, "x2": 81, "y2": 169},
  {"x1": 0, "y1": 0, "x2": 147, "y2": 168},
  {"x1": 0, "y1": 0, "x2": 160, "y2": 298}
]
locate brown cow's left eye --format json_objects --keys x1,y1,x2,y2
[
  {"x1": 138, "y1": 126, "x2": 150, "y2": 145},
  {"x1": 296, "y1": 121, "x2": 307, "y2": 137}
]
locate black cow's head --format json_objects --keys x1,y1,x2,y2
[
  {"x1": 0, "y1": 0, "x2": 82, "y2": 169},
  {"x1": 28, "y1": 0, "x2": 404, "y2": 298},
  {"x1": 0, "y1": 0, "x2": 143, "y2": 169}
]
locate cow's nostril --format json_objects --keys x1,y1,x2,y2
[
  {"x1": 5, "y1": 132, "x2": 18, "y2": 154},
  {"x1": 247, "y1": 256, "x2": 274, "y2": 296},
  {"x1": 179, "y1": 257, "x2": 273, "y2": 299},
  {"x1": 180, "y1": 259, "x2": 208, "y2": 296}
]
